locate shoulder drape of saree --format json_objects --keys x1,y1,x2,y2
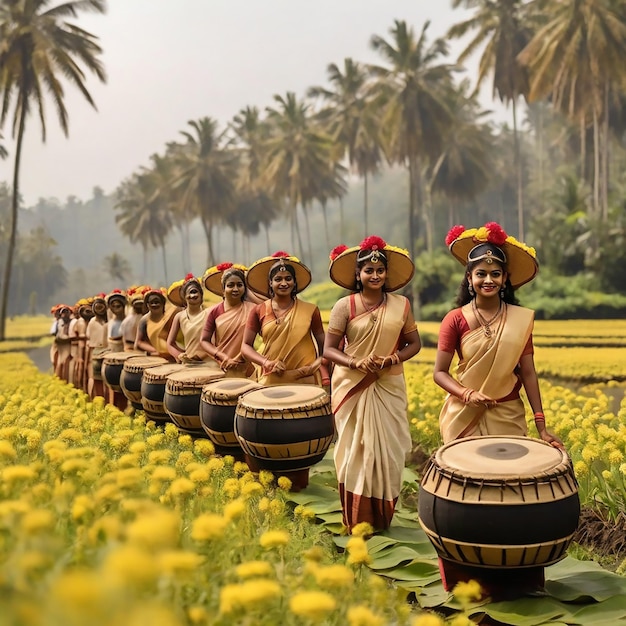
[
  {"x1": 147, "y1": 307, "x2": 177, "y2": 359},
  {"x1": 439, "y1": 304, "x2": 534, "y2": 443},
  {"x1": 331, "y1": 293, "x2": 408, "y2": 412},
  {"x1": 215, "y1": 301, "x2": 256, "y2": 377},
  {"x1": 258, "y1": 299, "x2": 321, "y2": 386}
]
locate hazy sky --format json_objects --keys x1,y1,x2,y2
[{"x1": 0, "y1": 0, "x2": 505, "y2": 207}]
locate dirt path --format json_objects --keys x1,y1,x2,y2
[{"x1": 26, "y1": 346, "x2": 53, "y2": 374}]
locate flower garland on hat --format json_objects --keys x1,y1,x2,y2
[{"x1": 445, "y1": 222, "x2": 538, "y2": 288}]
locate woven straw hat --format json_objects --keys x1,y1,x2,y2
[
  {"x1": 203, "y1": 263, "x2": 248, "y2": 297},
  {"x1": 167, "y1": 274, "x2": 203, "y2": 307},
  {"x1": 246, "y1": 252, "x2": 312, "y2": 298},
  {"x1": 328, "y1": 236, "x2": 415, "y2": 292},
  {"x1": 446, "y1": 222, "x2": 538, "y2": 288}
]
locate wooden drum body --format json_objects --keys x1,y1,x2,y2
[
  {"x1": 102, "y1": 351, "x2": 144, "y2": 392},
  {"x1": 141, "y1": 363, "x2": 187, "y2": 423},
  {"x1": 418, "y1": 436, "x2": 580, "y2": 569},
  {"x1": 164, "y1": 367, "x2": 225, "y2": 436},
  {"x1": 120, "y1": 356, "x2": 168, "y2": 409},
  {"x1": 234, "y1": 385, "x2": 334, "y2": 473},
  {"x1": 200, "y1": 379, "x2": 262, "y2": 455}
]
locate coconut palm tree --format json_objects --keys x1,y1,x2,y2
[
  {"x1": 448, "y1": 0, "x2": 531, "y2": 240},
  {"x1": 518, "y1": 0, "x2": 626, "y2": 221},
  {"x1": 262, "y1": 92, "x2": 335, "y2": 262},
  {"x1": 0, "y1": 130, "x2": 7, "y2": 159},
  {"x1": 308, "y1": 58, "x2": 382, "y2": 237},
  {"x1": 0, "y1": 0, "x2": 106, "y2": 340},
  {"x1": 172, "y1": 117, "x2": 239, "y2": 266},
  {"x1": 103, "y1": 252, "x2": 132, "y2": 285},
  {"x1": 369, "y1": 20, "x2": 454, "y2": 257}
]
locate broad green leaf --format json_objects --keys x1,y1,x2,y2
[
  {"x1": 570, "y1": 595, "x2": 626, "y2": 624},
  {"x1": 476, "y1": 597, "x2": 570, "y2": 625},
  {"x1": 369, "y1": 546, "x2": 421, "y2": 569}
]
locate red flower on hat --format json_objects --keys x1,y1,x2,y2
[
  {"x1": 272, "y1": 251, "x2": 290, "y2": 258},
  {"x1": 484, "y1": 222, "x2": 508, "y2": 246},
  {"x1": 329, "y1": 244, "x2": 348, "y2": 261},
  {"x1": 111, "y1": 288, "x2": 122, "y2": 295},
  {"x1": 217, "y1": 262, "x2": 233, "y2": 271},
  {"x1": 184, "y1": 273, "x2": 195, "y2": 281},
  {"x1": 445, "y1": 225, "x2": 466, "y2": 246},
  {"x1": 360, "y1": 235, "x2": 386, "y2": 251}
]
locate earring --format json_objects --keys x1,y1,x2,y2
[
  {"x1": 356, "y1": 278, "x2": 363, "y2": 291},
  {"x1": 500, "y1": 287, "x2": 505, "y2": 299},
  {"x1": 468, "y1": 283, "x2": 475, "y2": 297}
]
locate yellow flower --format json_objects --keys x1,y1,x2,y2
[
  {"x1": 21, "y1": 509, "x2": 55, "y2": 535},
  {"x1": 351, "y1": 522, "x2": 374, "y2": 538},
  {"x1": 188, "y1": 467, "x2": 210, "y2": 483},
  {"x1": 187, "y1": 606, "x2": 208, "y2": 624},
  {"x1": 219, "y1": 579, "x2": 281, "y2": 614},
  {"x1": 178, "y1": 434, "x2": 193, "y2": 448},
  {"x1": 302, "y1": 545, "x2": 325, "y2": 562},
  {"x1": 313, "y1": 564, "x2": 354, "y2": 588},
  {"x1": 148, "y1": 449, "x2": 173, "y2": 464},
  {"x1": 346, "y1": 536, "x2": 371, "y2": 566},
  {"x1": 223, "y1": 477, "x2": 240, "y2": 498},
  {"x1": 146, "y1": 433, "x2": 165, "y2": 447},
  {"x1": 176, "y1": 450, "x2": 195, "y2": 468},
  {"x1": 158, "y1": 550, "x2": 204, "y2": 576},
  {"x1": 0, "y1": 440, "x2": 17, "y2": 460},
  {"x1": 235, "y1": 560, "x2": 274, "y2": 579},
  {"x1": 193, "y1": 439, "x2": 215, "y2": 457},
  {"x1": 453, "y1": 579, "x2": 483, "y2": 603},
  {"x1": 233, "y1": 461, "x2": 249, "y2": 475},
  {"x1": 191, "y1": 513, "x2": 229, "y2": 541},
  {"x1": 448, "y1": 615, "x2": 475, "y2": 626},
  {"x1": 258, "y1": 497, "x2": 270, "y2": 512},
  {"x1": 116, "y1": 468, "x2": 144, "y2": 489},
  {"x1": 258, "y1": 470, "x2": 275, "y2": 487},
  {"x1": 129, "y1": 441, "x2": 146, "y2": 454},
  {"x1": 151, "y1": 466, "x2": 177, "y2": 481},
  {"x1": 168, "y1": 477, "x2": 196, "y2": 496},
  {"x1": 269, "y1": 498, "x2": 285, "y2": 516},
  {"x1": 2, "y1": 464, "x2": 37, "y2": 483},
  {"x1": 72, "y1": 495, "x2": 95, "y2": 522},
  {"x1": 102, "y1": 545, "x2": 158, "y2": 588},
  {"x1": 127, "y1": 509, "x2": 181, "y2": 550},
  {"x1": 277, "y1": 476, "x2": 292, "y2": 490},
  {"x1": 206, "y1": 457, "x2": 225, "y2": 473},
  {"x1": 87, "y1": 515, "x2": 124, "y2": 545},
  {"x1": 259, "y1": 529, "x2": 290, "y2": 549},
  {"x1": 241, "y1": 481, "x2": 264, "y2": 498},
  {"x1": 347, "y1": 605, "x2": 385, "y2": 626},
  {"x1": 50, "y1": 570, "x2": 106, "y2": 613},
  {"x1": 223, "y1": 499, "x2": 246, "y2": 521},
  {"x1": 289, "y1": 591, "x2": 336, "y2": 620}
]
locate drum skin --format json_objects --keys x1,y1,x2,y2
[
  {"x1": 102, "y1": 351, "x2": 144, "y2": 392},
  {"x1": 200, "y1": 379, "x2": 262, "y2": 454},
  {"x1": 164, "y1": 366, "x2": 225, "y2": 437},
  {"x1": 120, "y1": 356, "x2": 168, "y2": 409},
  {"x1": 234, "y1": 385, "x2": 334, "y2": 472},
  {"x1": 141, "y1": 363, "x2": 187, "y2": 423},
  {"x1": 418, "y1": 436, "x2": 580, "y2": 569}
]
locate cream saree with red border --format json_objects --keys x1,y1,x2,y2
[
  {"x1": 439, "y1": 304, "x2": 534, "y2": 443},
  {"x1": 331, "y1": 293, "x2": 412, "y2": 532}
]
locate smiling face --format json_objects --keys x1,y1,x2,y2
[
  {"x1": 468, "y1": 260, "x2": 507, "y2": 299},
  {"x1": 223, "y1": 275, "x2": 245, "y2": 304},
  {"x1": 147, "y1": 294, "x2": 165, "y2": 313},
  {"x1": 183, "y1": 283, "x2": 202, "y2": 306},
  {"x1": 270, "y1": 269, "x2": 296, "y2": 298},
  {"x1": 357, "y1": 260, "x2": 387, "y2": 292}
]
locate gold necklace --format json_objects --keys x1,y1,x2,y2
[
  {"x1": 360, "y1": 293, "x2": 385, "y2": 322},
  {"x1": 471, "y1": 299, "x2": 502, "y2": 337}
]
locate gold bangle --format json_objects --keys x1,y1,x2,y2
[{"x1": 348, "y1": 357, "x2": 355, "y2": 369}]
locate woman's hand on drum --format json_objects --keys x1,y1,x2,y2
[
  {"x1": 221, "y1": 357, "x2": 240, "y2": 371},
  {"x1": 537, "y1": 427, "x2": 564, "y2": 449},
  {"x1": 264, "y1": 359, "x2": 286, "y2": 375}
]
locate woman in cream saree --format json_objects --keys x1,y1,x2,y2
[{"x1": 324, "y1": 236, "x2": 421, "y2": 532}]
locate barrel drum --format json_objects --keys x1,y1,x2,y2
[
  {"x1": 234, "y1": 385, "x2": 334, "y2": 479},
  {"x1": 200, "y1": 378, "x2": 262, "y2": 456},
  {"x1": 102, "y1": 351, "x2": 144, "y2": 393},
  {"x1": 164, "y1": 366, "x2": 225, "y2": 437},
  {"x1": 91, "y1": 347, "x2": 110, "y2": 381},
  {"x1": 141, "y1": 363, "x2": 187, "y2": 423},
  {"x1": 418, "y1": 436, "x2": 580, "y2": 570},
  {"x1": 120, "y1": 356, "x2": 169, "y2": 409}
]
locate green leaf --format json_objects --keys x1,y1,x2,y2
[
  {"x1": 477, "y1": 597, "x2": 570, "y2": 625},
  {"x1": 570, "y1": 595, "x2": 626, "y2": 624},
  {"x1": 369, "y1": 546, "x2": 421, "y2": 570}
]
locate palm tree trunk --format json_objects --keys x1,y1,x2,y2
[
  {"x1": 321, "y1": 202, "x2": 330, "y2": 252},
  {"x1": 303, "y1": 206, "x2": 313, "y2": 268},
  {"x1": 161, "y1": 244, "x2": 168, "y2": 284},
  {"x1": 512, "y1": 98, "x2": 524, "y2": 240},
  {"x1": 339, "y1": 198, "x2": 345, "y2": 242},
  {"x1": 601, "y1": 83, "x2": 609, "y2": 221},
  {"x1": 0, "y1": 98, "x2": 26, "y2": 341},
  {"x1": 363, "y1": 172, "x2": 369, "y2": 237},
  {"x1": 592, "y1": 109, "x2": 601, "y2": 215},
  {"x1": 579, "y1": 114, "x2": 586, "y2": 182},
  {"x1": 265, "y1": 224, "x2": 271, "y2": 253},
  {"x1": 407, "y1": 158, "x2": 417, "y2": 261}
]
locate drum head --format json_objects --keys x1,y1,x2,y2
[
  {"x1": 239, "y1": 384, "x2": 328, "y2": 410},
  {"x1": 436, "y1": 436, "x2": 567, "y2": 478},
  {"x1": 104, "y1": 350, "x2": 144, "y2": 365},
  {"x1": 123, "y1": 356, "x2": 168, "y2": 372},
  {"x1": 143, "y1": 363, "x2": 187, "y2": 382},
  {"x1": 202, "y1": 379, "x2": 262, "y2": 402},
  {"x1": 166, "y1": 367, "x2": 225, "y2": 387}
]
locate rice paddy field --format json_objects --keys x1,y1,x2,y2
[{"x1": 0, "y1": 316, "x2": 625, "y2": 625}]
